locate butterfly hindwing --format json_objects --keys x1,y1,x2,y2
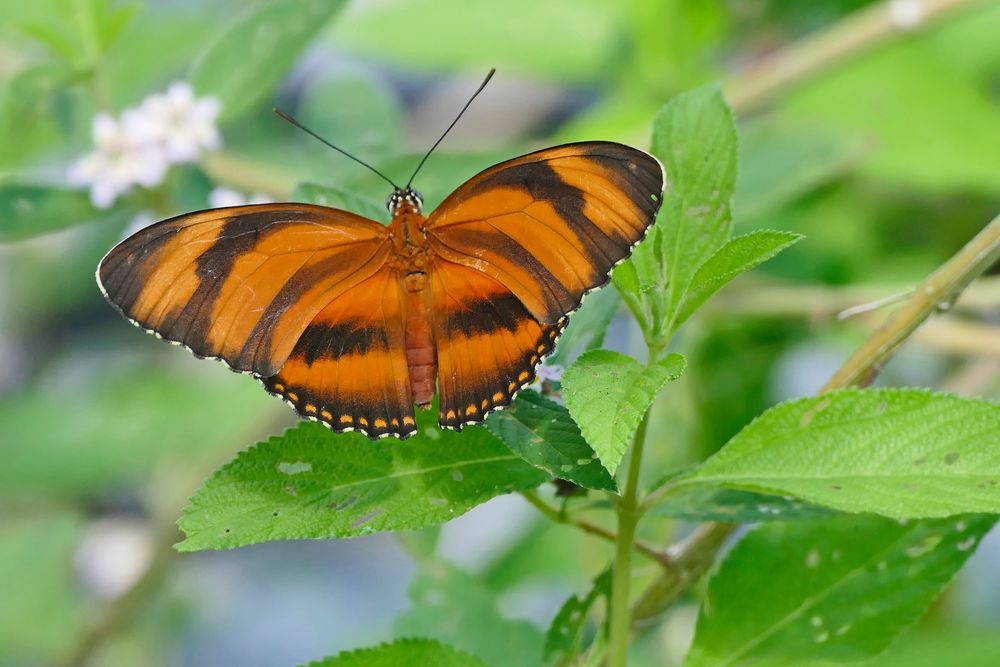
[
  {"x1": 261, "y1": 265, "x2": 415, "y2": 438},
  {"x1": 430, "y1": 258, "x2": 563, "y2": 430},
  {"x1": 98, "y1": 204, "x2": 390, "y2": 377},
  {"x1": 425, "y1": 141, "x2": 663, "y2": 325}
]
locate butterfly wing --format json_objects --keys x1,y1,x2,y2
[
  {"x1": 429, "y1": 257, "x2": 562, "y2": 430},
  {"x1": 424, "y1": 141, "x2": 662, "y2": 428},
  {"x1": 424, "y1": 141, "x2": 663, "y2": 325},
  {"x1": 261, "y1": 265, "x2": 415, "y2": 439},
  {"x1": 98, "y1": 203, "x2": 391, "y2": 377}
]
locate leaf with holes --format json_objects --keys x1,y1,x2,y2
[
  {"x1": 191, "y1": 0, "x2": 347, "y2": 120},
  {"x1": 686, "y1": 514, "x2": 995, "y2": 666},
  {"x1": 487, "y1": 391, "x2": 615, "y2": 492},
  {"x1": 544, "y1": 569, "x2": 611, "y2": 666},
  {"x1": 649, "y1": 487, "x2": 833, "y2": 522},
  {"x1": 303, "y1": 638, "x2": 489, "y2": 667},
  {"x1": 678, "y1": 388, "x2": 1000, "y2": 518},
  {"x1": 177, "y1": 409, "x2": 549, "y2": 551},
  {"x1": 394, "y1": 564, "x2": 544, "y2": 667},
  {"x1": 672, "y1": 230, "x2": 803, "y2": 328},
  {"x1": 563, "y1": 351, "x2": 686, "y2": 475}
]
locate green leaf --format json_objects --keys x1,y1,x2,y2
[
  {"x1": 293, "y1": 182, "x2": 389, "y2": 224},
  {"x1": 617, "y1": 85, "x2": 738, "y2": 342},
  {"x1": 649, "y1": 487, "x2": 833, "y2": 522},
  {"x1": 563, "y1": 351, "x2": 686, "y2": 475},
  {"x1": 190, "y1": 0, "x2": 347, "y2": 121},
  {"x1": 0, "y1": 184, "x2": 118, "y2": 242},
  {"x1": 487, "y1": 391, "x2": 616, "y2": 492},
  {"x1": 652, "y1": 84, "x2": 738, "y2": 321},
  {"x1": 681, "y1": 388, "x2": 1000, "y2": 518},
  {"x1": 304, "y1": 638, "x2": 490, "y2": 667},
  {"x1": 544, "y1": 569, "x2": 611, "y2": 666},
  {"x1": 394, "y1": 564, "x2": 544, "y2": 667},
  {"x1": 686, "y1": 514, "x2": 996, "y2": 666},
  {"x1": 673, "y1": 230, "x2": 803, "y2": 326},
  {"x1": 178, "y1": 410, "x2": 549, "y2": 551},
  {"x1": 547, "y1": 286, "x2": 621, "y2": 368}
]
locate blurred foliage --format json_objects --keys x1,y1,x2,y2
[{"x1": 2, "y1": 0, "x2": 1000, "y2": 666}]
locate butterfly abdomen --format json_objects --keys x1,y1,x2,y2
[{"x1": 402, "y1": 271, "x2": 435, "y2": 408}]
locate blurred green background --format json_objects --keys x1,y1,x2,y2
[{"x1": 2, "y1": 0, "x2": 1000, "y2": 665}]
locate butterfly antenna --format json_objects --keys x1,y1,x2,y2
[
  {"x1": 273, "y1": 107, "x2": 401, "y2": 190},
  {"x1": 405, "y1": 68, "x2": 496, "y2": 189}
]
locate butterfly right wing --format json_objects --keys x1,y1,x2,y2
[
  {"x1": 261, "y1": 265, "x2": 416, "y2": 439},
  {"x1": 98, "y1": 203, "x2": 391, "y2": 377}
]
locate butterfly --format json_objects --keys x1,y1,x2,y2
[{"x1": 97, "y1": 72, "x2": 664, "y2": 440}]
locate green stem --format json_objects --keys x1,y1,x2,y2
[
  {"x1": 608, "y1": 410, "x2": 651, "y2": 667},
  {"x1": 520, "y1": 490, "x2": 671, "y2": 567}
]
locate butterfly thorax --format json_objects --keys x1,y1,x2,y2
[{"x1": 388, "y1": 209, "x2": 437, "y2": 409}]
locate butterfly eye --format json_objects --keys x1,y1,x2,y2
[
  {"x1": 386, "y1": 192, "x2": 400, "y2": 214},
  {"x1": 411, "y1": 190, "x2": 424, "y2": 207}
]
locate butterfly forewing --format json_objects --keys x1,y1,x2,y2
[
  {"x1": 98, "y1": 204, "x2": 390, "y2": 377},
  {"x1": 426, "y1": 142, "x2": 663, "y2": 324}
]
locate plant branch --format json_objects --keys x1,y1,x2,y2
[
  {"x1": 705, "y1": 275, "x2": 1000, "y2": 320},
  {"x1": 520, "y1": 490, "x2": 671, "y2": 568},
  {"x1": 630, "y1": 210, "x2": 1000, "y2": 627},
  {"x1": 725, "y1": 0, "x2": 984, "y2": 113},
  {"x1": 823, "y1": 212, "x2": 1000, "y2": 390}
]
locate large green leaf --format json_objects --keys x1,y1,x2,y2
[
  {"x1": 544, "y1": 569, "x2": 611, "y2": 667},
  {"x1": 672, "y1": 230, "x2": 802, "y2": 327},
  {"x1": 487, "y1": 391, "x2": 616, "y2": 491},
  {"x1": 686, "y1": 514, "x2": 996, "y2": 666},
  {"x1": 563, "y1": 351, "x2": 685, "y2": 475},
  {"x1": 680, "y1": 389, "x2": 1000, "y2": 518},
  {"x1": 304, "y1": 638, "x2": 489, "y2": 667},
  {"x1": 178, "y1": 411, "x2": 549, "y2": 551},
  {"x1": 649, "y1": 487, "x2": 833, "y2": 523},
  {"x1": 394, "y1": 564, "x2": 544, "y2": 667},
  {"x1": 191, "y1": 0, "x2": 347, "y2": 121}
]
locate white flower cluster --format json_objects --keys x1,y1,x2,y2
[{"x1": 69, "y1": 82, "x2": 222, "y2": 209}]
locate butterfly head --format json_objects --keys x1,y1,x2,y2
[{"x1": 387, "y1": 188, "x2": 424, "y2": 216}]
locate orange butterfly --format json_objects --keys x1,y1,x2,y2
[{"x1": 97, "y1": 71, "x2": 663, "y2": 439}]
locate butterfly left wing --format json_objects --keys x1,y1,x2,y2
[
  {"x1": 98, "y1": 203, "x2": 391, "y2": 377},
  {"x1": 424, "y1": 141, "x2": 663, "y2": 325}
]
